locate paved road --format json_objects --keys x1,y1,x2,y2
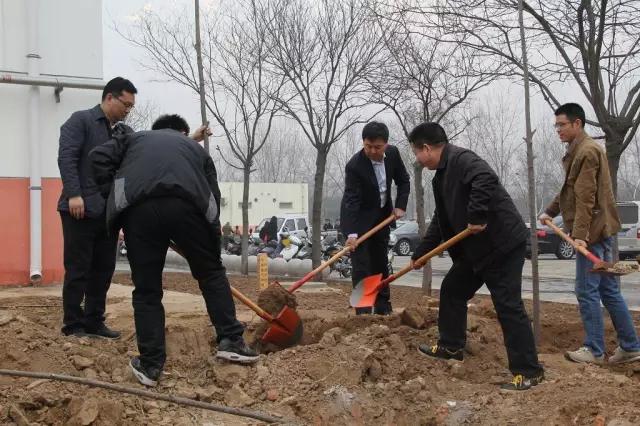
[{"x1": 389, "y1": 254, "x2": 640, "y2": 310}]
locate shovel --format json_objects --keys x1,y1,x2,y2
[
  {"x1": 229, "y1": 286, "x2": 303, "y2": 347},
  {"x1": 282, "y1": 214, "x2": 397, "y2": 293},
  {"x1": 543, "y1": 219, "x2": 639, "y2": 276},
  {"x1": 169, "y1": 242, "x2": 303, "y2": 347},
  {"x1": 350, "y1": 229, "x2": 473, "y2": 308}
]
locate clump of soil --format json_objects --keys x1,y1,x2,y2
[{"x1": 256, "y1": 283, "x2": 297, "y2": 316}]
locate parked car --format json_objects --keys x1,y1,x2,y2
[
  {"x1": 526, "y1": 216, "x2": 575, "y2": 259},
  {"x1": 618, "y1": 201, "x2": 640, "y2": 259},
  {"x1": 527, "y1": 201, "x2": 640, "y2": 260},
  {"x1": 389, "y1": 221, "x2": 422, "y2": 256},
  {"x1": 253, "y1": 214, "x2": 308, "y2": 242}
]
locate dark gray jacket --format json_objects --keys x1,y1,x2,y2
[
  {"x1": 57, "y1": 105, "x2": 123, "y2": 217},
  {"x1": 412, "y1": 144, "x2": 527, "y2": 269},
  {"x1": 89, "y1": 129, "x2": 221, "y2": 232}
]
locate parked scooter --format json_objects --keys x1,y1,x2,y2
[
  {"x1": 260, "y1": 240, "x2": 279, "y2": 258},
  {"x1": 225, "y1": 235, "x2": 242, "y2": 256},
  {"x1": 247, "y1": 235, "x2": 265, "y2": 256},
  {"x1": 322, "y1": 238, "x2": 352, "y2": 278},
  {"x1": 294, "y1": 235, "x2": 313, "y2": 260},
  {"x1": 278, "y1": 232, "x2": 302, "y2": 261}
]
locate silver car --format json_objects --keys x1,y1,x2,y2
[{"x1": 618, "y1": 201, "x2": 640, "y2": 259}]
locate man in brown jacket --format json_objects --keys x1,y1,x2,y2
[{"x1": 539, "y1": 103, "x2": 640, "y2": 365}]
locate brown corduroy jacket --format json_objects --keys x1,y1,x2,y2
[{"x1": 545, "y1": 131, "x2": 620, "y2": 244}]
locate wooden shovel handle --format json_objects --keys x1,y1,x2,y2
[
  {"x1": 229, "y1": 286, "x2": 274, "y2": 322},
  {"x1": 287, "y1": 214, "x2": 396, "y2": 293},
  {"x1": 380, "y1": 228, "x2": 474, "y2": 287},
  {"x1": 169, "y1": 241, "x2": 275, "y2": 321},
  {"x1": 543, "y1": 219, "x2": 602, "y2": 264}
]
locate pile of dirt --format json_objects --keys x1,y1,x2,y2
[
  {"x1": 256, "y1": 283, "x2": 297, "y2": 316},
  {"x1": 1, "y1": 273, "x2": 640, "y2": 424}
]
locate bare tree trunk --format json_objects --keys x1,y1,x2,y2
[
  {"x1": 519, "y1": 0, "x2": 540, "y2": 343},
  {"x1": 606, "y1": 142, "x2": 621, "y2": 197},
  {"x1": 606, "y1": 144, "x2": 622, "y2": 260},
  {"x1": 194, "y1": 0, "x2": 209, "y2": 151},
  {"x1": 413, "y1": 162, "x2": 432, "y2": 295},
  {"x1": 241, "y1": 166, "x2": 251, "y2": 275},
  {"x1": 311, "y1": 150, "x2": 328, "y2": 268}
]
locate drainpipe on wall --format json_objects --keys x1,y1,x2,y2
[
  {"x1": 0, "y1": 71, "x2": 106, "y2": 285},
  {"x1": 27, "y1": 0, "x2": 42, "y2": 284},
  {"x1": 1, "y1": 0, "x2": 105, "y2": 285}
]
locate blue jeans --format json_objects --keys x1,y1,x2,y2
[{"x1": 575, "y1": 237, "x2": 640, "y2": 356}]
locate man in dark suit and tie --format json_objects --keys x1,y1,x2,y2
[{"x1": 340, "y1": 121, "x2": 410, "y2": 315}]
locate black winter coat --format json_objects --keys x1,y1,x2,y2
[
  {"x1": 412, "y1": 144, "x2": 527, "y2": 269},
  {"x1": 89, "y1": 129, "x2": 221, "y2": 233}
]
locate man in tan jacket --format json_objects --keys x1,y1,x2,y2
[{"x1": 539, "y1": 103, "x2": 640, "y2": 365}]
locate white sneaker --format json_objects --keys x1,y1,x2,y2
[
  {"x1": 565, "y1": 346, "x2": 604, "y2": 364},
  {"x1": 608, "y1": 346, "x2": 640, "y2": 364}
]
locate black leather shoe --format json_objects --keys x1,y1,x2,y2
[{"x1": 84, "y1": 324, "x2": 121, "y2": 340}]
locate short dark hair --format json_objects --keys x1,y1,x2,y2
[
  {"x1": 152, "y1": 114, "x2": 190, "y2": 135},
  {"x1": 555, "y1": 103, "x2": 586, "y2": 128},
  {"x1": 362, "y1": 121, "x2": 389, "y2": 142},
  {"x1": 102, "y1": 77, "x2": 137, "y2": 101},
  {"x1": 408, "y1": 122, "x2": 448, "y2": 147}
]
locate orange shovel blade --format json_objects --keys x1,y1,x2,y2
[
  {"x1": 349, "y1": 273, "x2": 383, "y2": 308},
  {"x1": 261, "y1": 305, "x2": 303, "y2": 347}
]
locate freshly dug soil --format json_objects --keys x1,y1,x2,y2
[
  {"x1": 0, "y1": 272, "x2": 639, "y2": 425},
  {"x1": 256, "y1": 283, "x2": 297, "y2": 316}
]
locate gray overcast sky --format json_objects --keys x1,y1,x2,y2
[
  {"x1": 103, "y1": 0, "x2": 205, "y2": 129},
  {"x1": 101, "y1": 0, "x2": 605, "y2": 139}
]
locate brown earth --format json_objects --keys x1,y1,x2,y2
[{"x1": 0, "y1": 271, "x2": 639, "y2": 425}]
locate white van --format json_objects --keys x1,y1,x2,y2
[
  {"x1": 253, "y1": 214, "x2": 309, "y2": 241},
  {"x1": 618, "y1": 201, "x2": 640, "y2": 259}
]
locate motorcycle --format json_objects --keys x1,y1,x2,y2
[
  {"x1": 322, "y1": 239, "x2": 352, "y2": 278},
  {"x1": 294, "y1": 235, "x2": 313, "y2": 260},
  {"x1": 247, "y1": 235, "x2": 265, "y2": 256},
  {"x1": 260, "y1": 240, "x2": 279, "y2": 258},
  {"x1": 225, "y1": 235, "x2": 242, "y2": 256},
  {"x1": 278, "y1": 232, "x2": 301, "y2": 261}
]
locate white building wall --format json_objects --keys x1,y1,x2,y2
[
  {"x1": 0, "y1": 0, "x2": 104, "y2": 179},
  {"x1": 218, "y1": 182, "x2": 308, "y2": 227}
]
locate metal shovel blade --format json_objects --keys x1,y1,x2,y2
[
  {"x1": 591, "y1": 261, "x2": 639, "y2": 276},
  {"x1": 349, "y1": 273, "x2": 383, "y2": 308},
  {"x1": 261, "y1": 305, "x2": 303, "y2": 348}
]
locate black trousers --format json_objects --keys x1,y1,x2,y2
[
  {"x1": 351, "y1": 221, "x2": 391, "y2": 314},
  {"x1": 438, "y1": 243, "x2": 543, "y2": 377},
  {"x1": 60, "y1": 212, "x2": 117, "y2": 333},
  {"x1": 123, "y1": 197, "x2": 245, "y2": 369}
]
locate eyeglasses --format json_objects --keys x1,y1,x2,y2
[
  {"x1": 112, "y1": 95, "x2": 135, "y2": 110},
  {"x1": 554, "y1": 121, "x2": 573, "y2": 129}
]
